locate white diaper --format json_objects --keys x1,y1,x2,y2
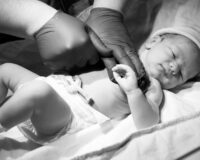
[{"x1": 18, "y1": 74, "x2": 109, "y2": 145}]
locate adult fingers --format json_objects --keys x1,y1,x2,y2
[
  {"x1": 86, "y1": 26, "x2": 113, "y2": 58},
  {"x1": 111, "y1": 46, "x2": 138, "y2": 76},
  {"x1": 102, "y1": 57, "x2": 117, "y2": 83}
]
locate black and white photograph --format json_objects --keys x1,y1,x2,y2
[{"x1": 1, "y1": 0, "x2": 200, "y2": 159}]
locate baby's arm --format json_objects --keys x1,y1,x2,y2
[
  {"x1": 144, "y1": 77, "x2": 163, "y2": 120},
  {"x1": 112, "y1": 64, "x2": 162, "y2": 129}
]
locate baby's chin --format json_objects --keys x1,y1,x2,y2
[
  {"x1": 157, "y1": 78, "x2": 179, "y2": 89},
  {"x1": 146, "y1": 68, "x2": 169, "y2": 88}
]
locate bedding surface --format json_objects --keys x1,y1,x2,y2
[{"x1": 1, "y1": 78, "x2": 200, "y2": 160}]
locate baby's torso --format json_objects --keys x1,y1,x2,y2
[{"x1": 79, "y1": 69, "x2": 130, "y2": 118}]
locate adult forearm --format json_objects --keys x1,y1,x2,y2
[
  {"x1": 93, "y1": 0, "x2": 130, "y2": 13},
  {"x1": 127, "y1": 89, "x2": 159, "y2": 129},
  {"x1": 0, "y1": 0, "x2": 57, "y2": 38}
]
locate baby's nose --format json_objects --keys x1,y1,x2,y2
[{"x1": 169, "y1": 62, "x2": 179, "y2": 75}]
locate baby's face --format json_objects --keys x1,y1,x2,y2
[{"x1": 141, "y1": 35, "x2": 200, "y2": 89}]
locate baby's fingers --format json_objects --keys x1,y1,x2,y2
[
  {"x1": 113, "y1": 71, "x2": 126, "y2": 87},
  {"x1": 112, "y1": 64, "x2": 136, "y2": 78},
  {"x1": 112, "y1": 65, "x2": 130, "y2": 84},
  {"x1": 112, "y1": 70, "x2": 121, "y2": 81}
]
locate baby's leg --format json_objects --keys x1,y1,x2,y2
[
  {"x1": 29, "y1": 81, "x2": 73, "y2": 136},
  {"x1": 0, "y1": 63, "x2": 38, "y2": 104},
  {"x1": 0, "y1": 63, "x2": 72, "y2": 135},
  {"x1": 0, "y1": 63, "x2": 39, "y2": 130},
  {"x1": 0, "y1": 80, "x2": 72, "y2": 135}
]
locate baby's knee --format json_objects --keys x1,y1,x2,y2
[
  {"x1": 0, "y1": 63, "x2": 11, "y2": 79},
  {"x1": 26, "y1": 80, "x2": 54, "y2": 100},
  {"x1": 0, "y1": 63, "x2": 18, "y2": 74},
  {"x1": 14, "y1": 80, "x2": 52, "y2": 105},
  {"x1": 16, "y1": 80, "x2": 55, "y2": 115}
]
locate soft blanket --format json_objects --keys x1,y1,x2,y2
[{"x1": 0, "y1": 78, "x2": 200, "y2": 160}]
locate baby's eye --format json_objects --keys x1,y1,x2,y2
[
  {"x1": 168, "y1": 47, "x2": 176, "y2": 59},
  {"x1": 175, "y1": 68, "x2": 183, "y2": 80},
  {"x1": 179, "y1": 70, "x2": 183, "y2": 80},
  {"x1": 173, "y1": 53, "x2": 176, "y2": 59},
  {"x1": 171, "y1": 50, "x2": 176, "y2": 59}
]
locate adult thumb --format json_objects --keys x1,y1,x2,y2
[{"x1": 86, "y1": 26, "x2": 113, "y2": 57}]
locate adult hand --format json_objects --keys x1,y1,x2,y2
[
  {"x1": 86, "y1": 7, "x2": 150, "y2": 92},
  {"x1": 35, "y1": 11, "x2": 110, "y2": 73}
]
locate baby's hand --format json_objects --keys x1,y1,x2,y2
[{"x1": 112, "y1": 64, "x2": 138, "y2": 94}]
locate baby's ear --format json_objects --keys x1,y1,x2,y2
[{"x1": 145, "y1": 35, "x2": 163, "y2": 50}]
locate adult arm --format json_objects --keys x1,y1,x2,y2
[
  {"x1": 87, "y1": 0, "x2": 150, "y2": 92},
  {"x1": 93, "y1": 0, "x2": 130, "y2": 13},
  {"x1": 0, "y1": 0, "x2": 57, "y2": 38},
  {"x1": 0, "y1": 0, "x2": 111, "y2": 72}
]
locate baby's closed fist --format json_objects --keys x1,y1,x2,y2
[{"x1": 112, "y1": 64, "x2": 138, "y2": 93}]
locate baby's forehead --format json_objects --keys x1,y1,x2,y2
[
  {"x1": 141, "y1": 33, "x2": 199, "y2": 57},
  {"x1": 144, "y1": 34, "x2": 181, "y2": 50},
  {"x1": 160, "y1": 34, "x2": 200, "y2": 55}
]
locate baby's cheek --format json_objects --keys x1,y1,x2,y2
[{"x1": 160, "y1": 78, "x2": 178, "y2": 89}]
